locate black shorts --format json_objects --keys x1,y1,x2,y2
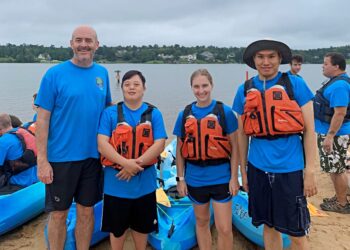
[
  {"x1": 45, "y1": 158, "x2": 102, "y2": 212},
  {"x1": 187, "y1": 183, "x2": 232, "y2": 204},
  {"x1": 101, "y1": 192, "x2": 158, "y2": 238},
  {"x1": 247, "y1": 162, "x2": 310, "y2": 237}
]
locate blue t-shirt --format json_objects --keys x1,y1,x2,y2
[
  {"x1": 287, "y1": 70, "x2": 303, "y2": 78},
  {"x1": 35, "y1": 61, "x2": 111, "y2": 162},
  {"x1": 0, "y1": 129, "x2": 38, "y2": 186},
  {"x1": 314, "y1": 74, "x2": 350, "y2": 135},
  {"x1": 233, "y1": 72, "x2": 314, "y2": 173},
  {"x1": 98, "y1": 102, "x2": 167, "y2": 199},
  {"x1": 173, "y1": 100, "x2": 238, "y2": 187}
]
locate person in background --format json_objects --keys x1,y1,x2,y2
[
  {"x1": 0, "y1": 113, "x2": 38, "y2": 189},
  {"x1": 22, "y1": 93, "x2": 38, "y2": 133},
  {"x1": 35, "y1": 25, "x2": 111, "y2": 250},
  {"x1": 174, "y1": 69, "x2": 242, "y2": 250},
  {"x1": 314, "y1": 52, "x2": 350, "y2": 214},
  {"x1": 288, "y1": 54, "x2": 304, "y2": 77},
  {"x1": 98, "y1": 70, "x2": 167, "y2": 250},
  {"x1": 32, "y1": 93, "x2": 38, "y2": 122},
  {"x1": 233, "y1": 39, "x2": 317, "y2": 250}
]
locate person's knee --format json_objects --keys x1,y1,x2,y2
[
  {"x1": 77, "y1": 204, "x2": 94, "y2": 221},
  {"x1": 216, "y1": 223, "x2": 232, "y2": 236},
  {"x1": 195, "y1": 216, "x2": 210, "y2": 228},
  {"x1": 50, "y1": 210, "x2": 68, "y2": 223},
  {"x1": 290, "y1": 235, "x2": 307, "y2": 246}
]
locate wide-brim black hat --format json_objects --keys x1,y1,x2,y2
[{"x1": 243, "y1": 39, "x2": 292, "y2": 69}]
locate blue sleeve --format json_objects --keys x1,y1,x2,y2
[
  {"x1": 35, "y1": 70, "x2": 56, "y2": 112},
  {"x1": 152, "y1": 109, "x2": 168, "y2": 140},
  {"x1": 232, "y1": 84, "x2": 245, "y2": 115},
  {"x1": 172, "y1": 111, "x2": 184, "y2": 137},
  {"x1": 223, "y1": 104, "x2": 238, "y2": 134},
  {"x1": 328, "y1": 81, "x2": 349, "y2": 108},
  {"x1": 98, "y1": 108, "x2": 114, "y2": 137},
  {"x1": 290, "y1": 76, "x2": 314, "y2": 107}
]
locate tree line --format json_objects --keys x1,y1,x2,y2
[{"x1": 0, "y1": 43, "x2": 349, "y2": 64}]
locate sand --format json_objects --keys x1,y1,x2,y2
[{"x1": 1, "y1": 159, "x2": 349, "y2": 250}]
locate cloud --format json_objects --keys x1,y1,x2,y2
[{"x1": 0, "y1": 0, "x2": 349, "y2": 49}]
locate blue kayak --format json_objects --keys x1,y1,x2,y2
[
  {"x1": 44, "y1": 200, "x2": 109, "y2": 250},
  {"x1": 148, "y1": 193, "x2": 198, "y2": 250},
  {"x1": 232, "y1": 188, "x2": 291, "y2": 248},
  {"x1": 0, "y1": 181, "x2": 45, "y2": 235},
  {"x1": 148, "y1": 139, "x2": 214, "y2": 250}
]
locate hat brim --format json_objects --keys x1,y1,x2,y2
[{"x1": 243, "y1": 40, "x2": 292, "y2": 69}]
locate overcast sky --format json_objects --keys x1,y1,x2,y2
[{"x1": 0, "y1": 0, "x2": 349, "y2": 50}]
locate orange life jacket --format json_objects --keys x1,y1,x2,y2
[
  {"x1": 27, "y1": 122, "x2": 36, "y2": 135},
  {"x1": 180, "y1": 101, "x2": 231, "y2": 166},
  {"x1": 101, "y1": 102, "x2": 158, "y2": 169},
  {"x1": 4, "y1": 128, "x2": 37, "y2": 175},
  {"x1": 242, "y1": 73, "x2": 304, "y2": 138}
]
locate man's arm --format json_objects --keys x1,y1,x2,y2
[
  {"x1": 36, "y1": 107, "x2": 53, "y2": 184},
  {"x1": 237, "y1": 115, "x2": 249, "y2": 191},
  {"x1": 301, "y1": 101, "x2": 317, "y2": 197}
]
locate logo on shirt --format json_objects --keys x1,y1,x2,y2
[{"x1": 96, "y1": 77, "x2": 104, "y2": 90}]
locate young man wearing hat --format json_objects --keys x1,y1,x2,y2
[{"x1": 233, "y1": 40, "x2": 317, "y2": 250}]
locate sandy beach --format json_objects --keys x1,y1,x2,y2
[{"x1": 1, "y1": 157, "x2": 349, "y2": 250}]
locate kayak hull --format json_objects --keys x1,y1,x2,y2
[{"x1": 0, "y1": 181, "x2": 45, "y2": 235}]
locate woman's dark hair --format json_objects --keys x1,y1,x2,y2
[{"x1": 121, "y1": 70, "x2": 146, "y2": 87}]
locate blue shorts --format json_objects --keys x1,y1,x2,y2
[
  {"x1": 187, "y1": 183, "x2": 232, "y2": 205},
  {"x1": 247, "y1": 162, "x2": 310, "y2": 237}
]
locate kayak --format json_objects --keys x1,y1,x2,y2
[
  {"x1": 0, "y1": 181, "x2": 45, "y2": 235},
  {"x1": 232, "y1": 187, "x2": 291, "y2": 248},
  {"x1": 148, "y1": 139, "x2": 214, "y2": 250},
  {"x1": 44, "y1": 200, "x2": 109, "y2": 250},
  {"x1": 148, "y1": 189, "x2": 198, "y2": 250}
]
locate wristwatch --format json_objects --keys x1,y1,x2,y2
[{"x1": 176, "y1": 176, "x2": 185, "y2": 182}]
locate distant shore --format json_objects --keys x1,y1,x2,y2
[{"x1": 1, "y1": 43, "x2": 350, "y2": 64}]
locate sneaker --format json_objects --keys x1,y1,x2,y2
[
  {"x1": 320, "y1": 201, "x2": 350, "y2": 214},
  {"x1": 323, "y1": 195, "x2": 337, "y2": 203}
]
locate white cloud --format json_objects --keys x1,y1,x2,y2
[{"x1": 0, "y1": 0, "x2": 349, "y2": 49}]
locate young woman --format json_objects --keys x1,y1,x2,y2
[
  {"x1": 173, "y1": 69, "x2": 243, "y2": 250},
  {"x1": 98, "y1": 70, "x2": 167, "y2": 250}
]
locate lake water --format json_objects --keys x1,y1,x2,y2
[{"x1": 0, "y1": 63, "x2": 329, "y2": 137}]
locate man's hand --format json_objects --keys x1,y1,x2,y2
[
  {"x1": 304, "y1": 169, "x2": 317, "y2": 197},
  {"x1": 322, "y1": 135, "x2": 334, "y2": 154},
  {"x1": 37, "y1": 160, "x2": 53, "y2": 184}
]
